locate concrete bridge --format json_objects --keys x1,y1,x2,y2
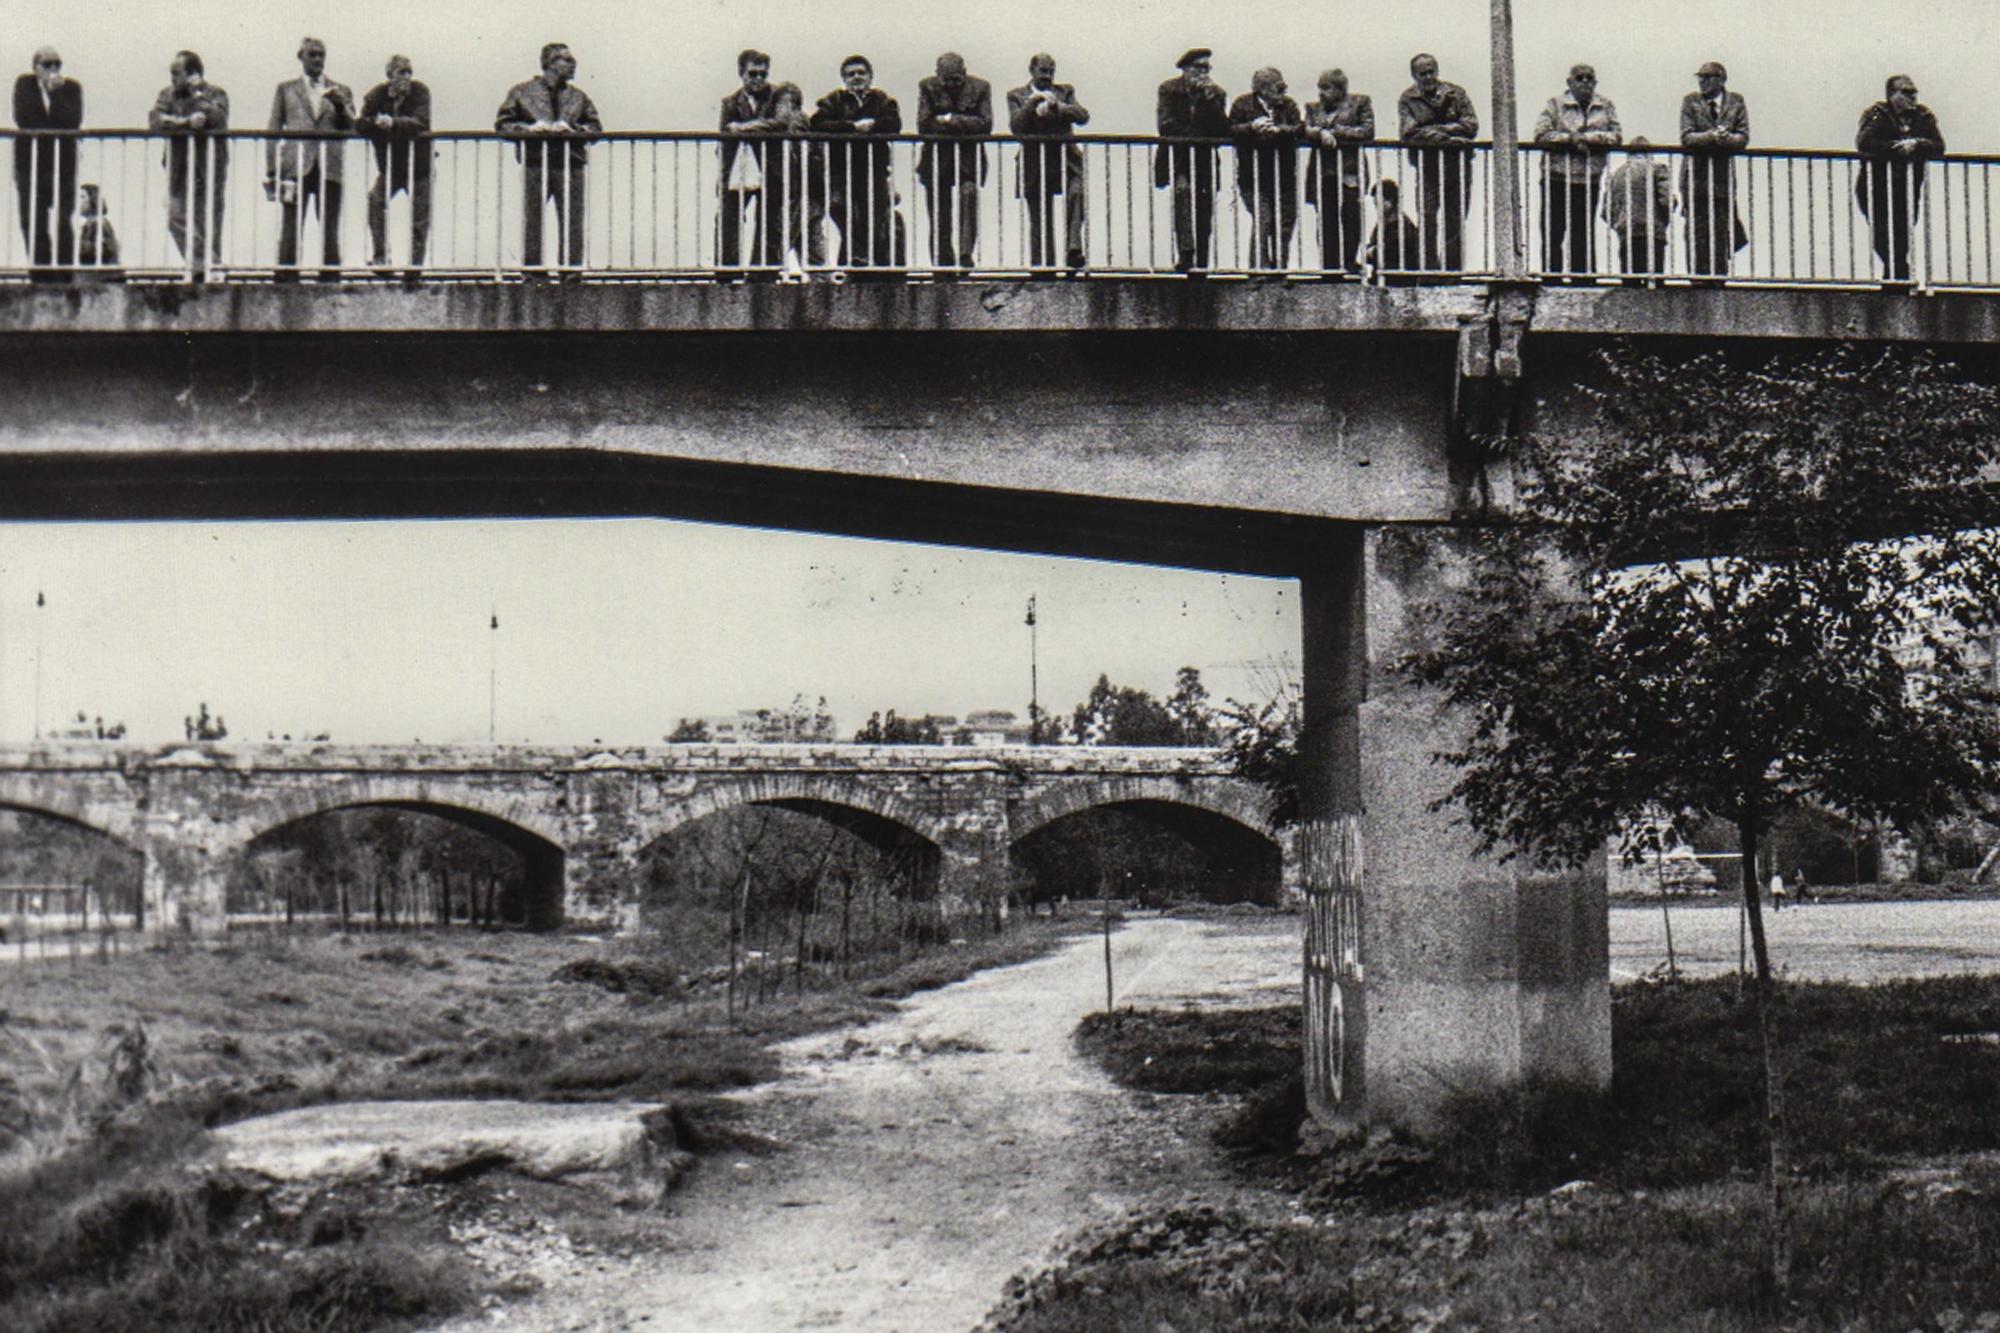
[
  {"x1": 0, "y1": 741, "x2": 1279, "y2": 933},
  {"x1": 12, "y1": 251, "x2": 2000, "y2": 1130}
]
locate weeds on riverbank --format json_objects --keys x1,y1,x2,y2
[
  {"x1": 1, "y1": 915, "x2": 1087, "y2": 1332},
  {"x1": 1024, "y1": 976, "x2": 2000, "y2": 1330}
]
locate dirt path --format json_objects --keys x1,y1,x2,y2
[{"x1": 445, "y1": 916, "x2": 1297, "y2": 1333}]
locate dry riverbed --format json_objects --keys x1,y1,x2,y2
[{"x1": 436, "y1": 915, "x2": 1299, "y2": 1332}]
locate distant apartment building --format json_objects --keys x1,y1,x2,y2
[{"x1": 958, "y1": 709, "x2": 1033, "y2": 746}]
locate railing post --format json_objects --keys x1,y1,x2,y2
[{"x1": 1489, "y1": 0, "x2": 1526, "y2": 280}]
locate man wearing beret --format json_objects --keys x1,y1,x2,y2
[
  {"x1": 1679, "y1": 60, "x2": 1748, "y2": 277},
  {"x1": 1155, "y1": 47, "x2": 1228, "y2": 273}
]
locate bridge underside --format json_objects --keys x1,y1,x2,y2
[{"x1": 18, "y1": 276, "x2": 1972, "y2": 1130}]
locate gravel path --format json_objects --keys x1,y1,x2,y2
[
  {"x1": 1610, "y1": 898, "x2": 2000, "y2": 982},
  {"x1": 441, "y1": 916, "x2": 1296, "y2": 1333}
]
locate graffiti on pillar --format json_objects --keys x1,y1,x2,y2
[{"x1": 1300, "y1": 816, "x2": 1364, "y2": 1117}]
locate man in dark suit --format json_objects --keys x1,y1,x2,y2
[
  {"x1": 360, "y1": 54, "x2": 431, "y2": 275},
  {"x1": 1229, "y1": 67, "x2": 1302, "y2": 271},
  {"x1": 495, "y1": 42, "x2": 602, "y2": 272},
  {"x1": 1155, "y1": 47, "x2": 1228, "y2": 273},
  {"x1": 812, "y1": 55, "x2": 901, "y2": 270},
  {"x1": 1305, "y1": 68, "x2": 1372, "y2": 275},
  {"x1": 265, "y1": 37, "x2": 355, "y2": 277},
  {"x1": 916, "y1": 52, "x2": 991, "y2": 270},
  {"x1": 1856, "y1": 74, "x2": 1944, "y2": 286},
  {"x1": 718, "y1": 48, "x2": 776, "y2": 273},
  {"x1": 1008, "y1": 52, "x2": 1089, "y2": 272},
  {"x1": 1679, "y1": 61, "x2": 1748, "y2": 277},
  {"x1": 12, "y1": 46, "x2": 82, "y2": 280}
]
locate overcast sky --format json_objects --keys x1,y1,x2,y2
[
  {"x1": 20, "y1": 0, "x2": 1998, "y2": 151},
  {"x1": 5, "y1": 2, "x2": 1989, "y2": 746},
  {"x1": 0, "y1": 522, "x2": 1297, "y2": 746}
]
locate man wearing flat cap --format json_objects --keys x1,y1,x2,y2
[
  {"x1": 1680, "y1": 60, "x2": 1748, "y2": 276},
  {"x1": 1156, "y1": 47, "x2": 1228, "y2": 272}
]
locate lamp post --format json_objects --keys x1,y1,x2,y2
[
  {"x1": 33, "y1": 590, "x2": 44, "y2": 742},
  {"x1": 1025, "y1": 594, "x2": 1039, "y2": 742},
  {"x1": 1490, "y1": 0, "x2": 1526, "y2": 280},
  {"x1": 487, "y1": 608, "x2": 498, "y2": 744}
]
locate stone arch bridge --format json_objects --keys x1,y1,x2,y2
[{"x1": 0, "y1": 741, "x2": 1281, "y2": 932}]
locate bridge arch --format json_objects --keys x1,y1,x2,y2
[
  {"x1": 1010, "y1": 775, "x2": 1283, "y2": 905},
  {"x1": 645, "y1": 775, "x2": 949, "y2": 896},
  {"x1": 0, "y1": 775, "x2": 143, "y2": 848},
  {"x1": 219, "y1": 778, "x2": 568, "y2": 928},
  {"x1": 1010, "y1": 775, "x2": 1278, "y2": 845}
]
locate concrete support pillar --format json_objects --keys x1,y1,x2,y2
[
  {"x1": 1299, "y1": 526, "x2": 1609, "y2": 1133},
  {"x1": 140, "y1": 840, "x2": 228, "y2": 938}
]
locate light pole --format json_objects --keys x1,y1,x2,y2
[
  {"x1": 1490, "y1": 0, "x2": 1526, "y2": 280},
  {"x1": 488, "y1": 608, "x2": 498, "y2": 744},
  {"x1": 33, "y1": 590, "x2": 45, "y2": 742},
  {"x1": 1025, "y1": 594, "x2": 1039, "y2": 741}
]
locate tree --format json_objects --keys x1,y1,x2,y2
[
  {"x1": 184, "y1": 702, "x2": 227, "y2": 742},
  {"x1": 1404, "y1": 343, "x2": 2000, "y2": 1306},
  {"x1": 667, "y1": 718, "x2": 712, "y2": 743},
  {"x1": 1166, "y1": 666, "x2": 1217, "y2": 745},
  {"x1": 1070, "y1": 674, "x2": 1190, "y2": 746},
  {"x1": 853, "y1": 710, "x2": 945, "y2": 744}
]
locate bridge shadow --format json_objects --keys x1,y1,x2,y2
[
  {"x1": 236, "y1": 802, "x2": 560, "y2": 931},
  {"x1": 1011, "y1": 799, "x2": 1282, "y2": 908}
]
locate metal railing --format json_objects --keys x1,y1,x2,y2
[{"x1": 0, "y1": 128, "x2": 1987, "y2": 289}]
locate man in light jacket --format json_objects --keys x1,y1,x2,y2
[
  {"x1": 1532, "y1": 63, "x2": 1621, "y2": 277},
  {"x1": 265, "y1": 37, "x2": 354, "y2": 277}
]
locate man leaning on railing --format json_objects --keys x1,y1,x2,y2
[
  {"x1": 1156, "y1": 47, "x2": 1227, "y2": 274},
  {"x1": 812, "y1": 55, "x2": 901, "y2": 273},
  {"x1": 1304, "y1": 68, "x2": 1371, "y2": 277},
  {"x1": 718, "y1": 48, "x2": 776, "y2": 277},
  {"x1": 12, "y1": 45, "x2": 81, "y2": 281},
  {"x1": 148, "y1": 50, "x2": 229, "y2": 278},
  {"x1": 1229, "y1": 67, "x2": 1302, "y2": 273},
  {"x1": 1008, "y1": 53, "x2": 1088, "y2": 273},
  {"x1": 496, "y1": 41, "x2": 600, "y2": 274},
  {"x1": 916, "y1": 52, "x2": 991, "y2": 273},
  {"x1": 1856, "y1": 74, "x2": 1944, "y2": 288},
  {"x1": 360, "y1": 54, "x2": 431, "y2": 279},
  {"x1": 1397, "y1": 54, "x2": 1476, "y2": 275}
]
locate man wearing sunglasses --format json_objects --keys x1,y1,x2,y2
[{"x1": 11, "y1": 46, "x2": 82, "y2": 281}]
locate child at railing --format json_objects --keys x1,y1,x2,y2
[{"x1": 74, "y1": 183, "x2": 121, "y2": 273}]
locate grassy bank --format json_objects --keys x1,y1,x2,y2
[
  {"x1": 0, "y1": 915, "x2": 1084, "y2": 1332},
  {"x1": 1010, "y1": 975, "x2": 2000, "y2": 1330}
]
